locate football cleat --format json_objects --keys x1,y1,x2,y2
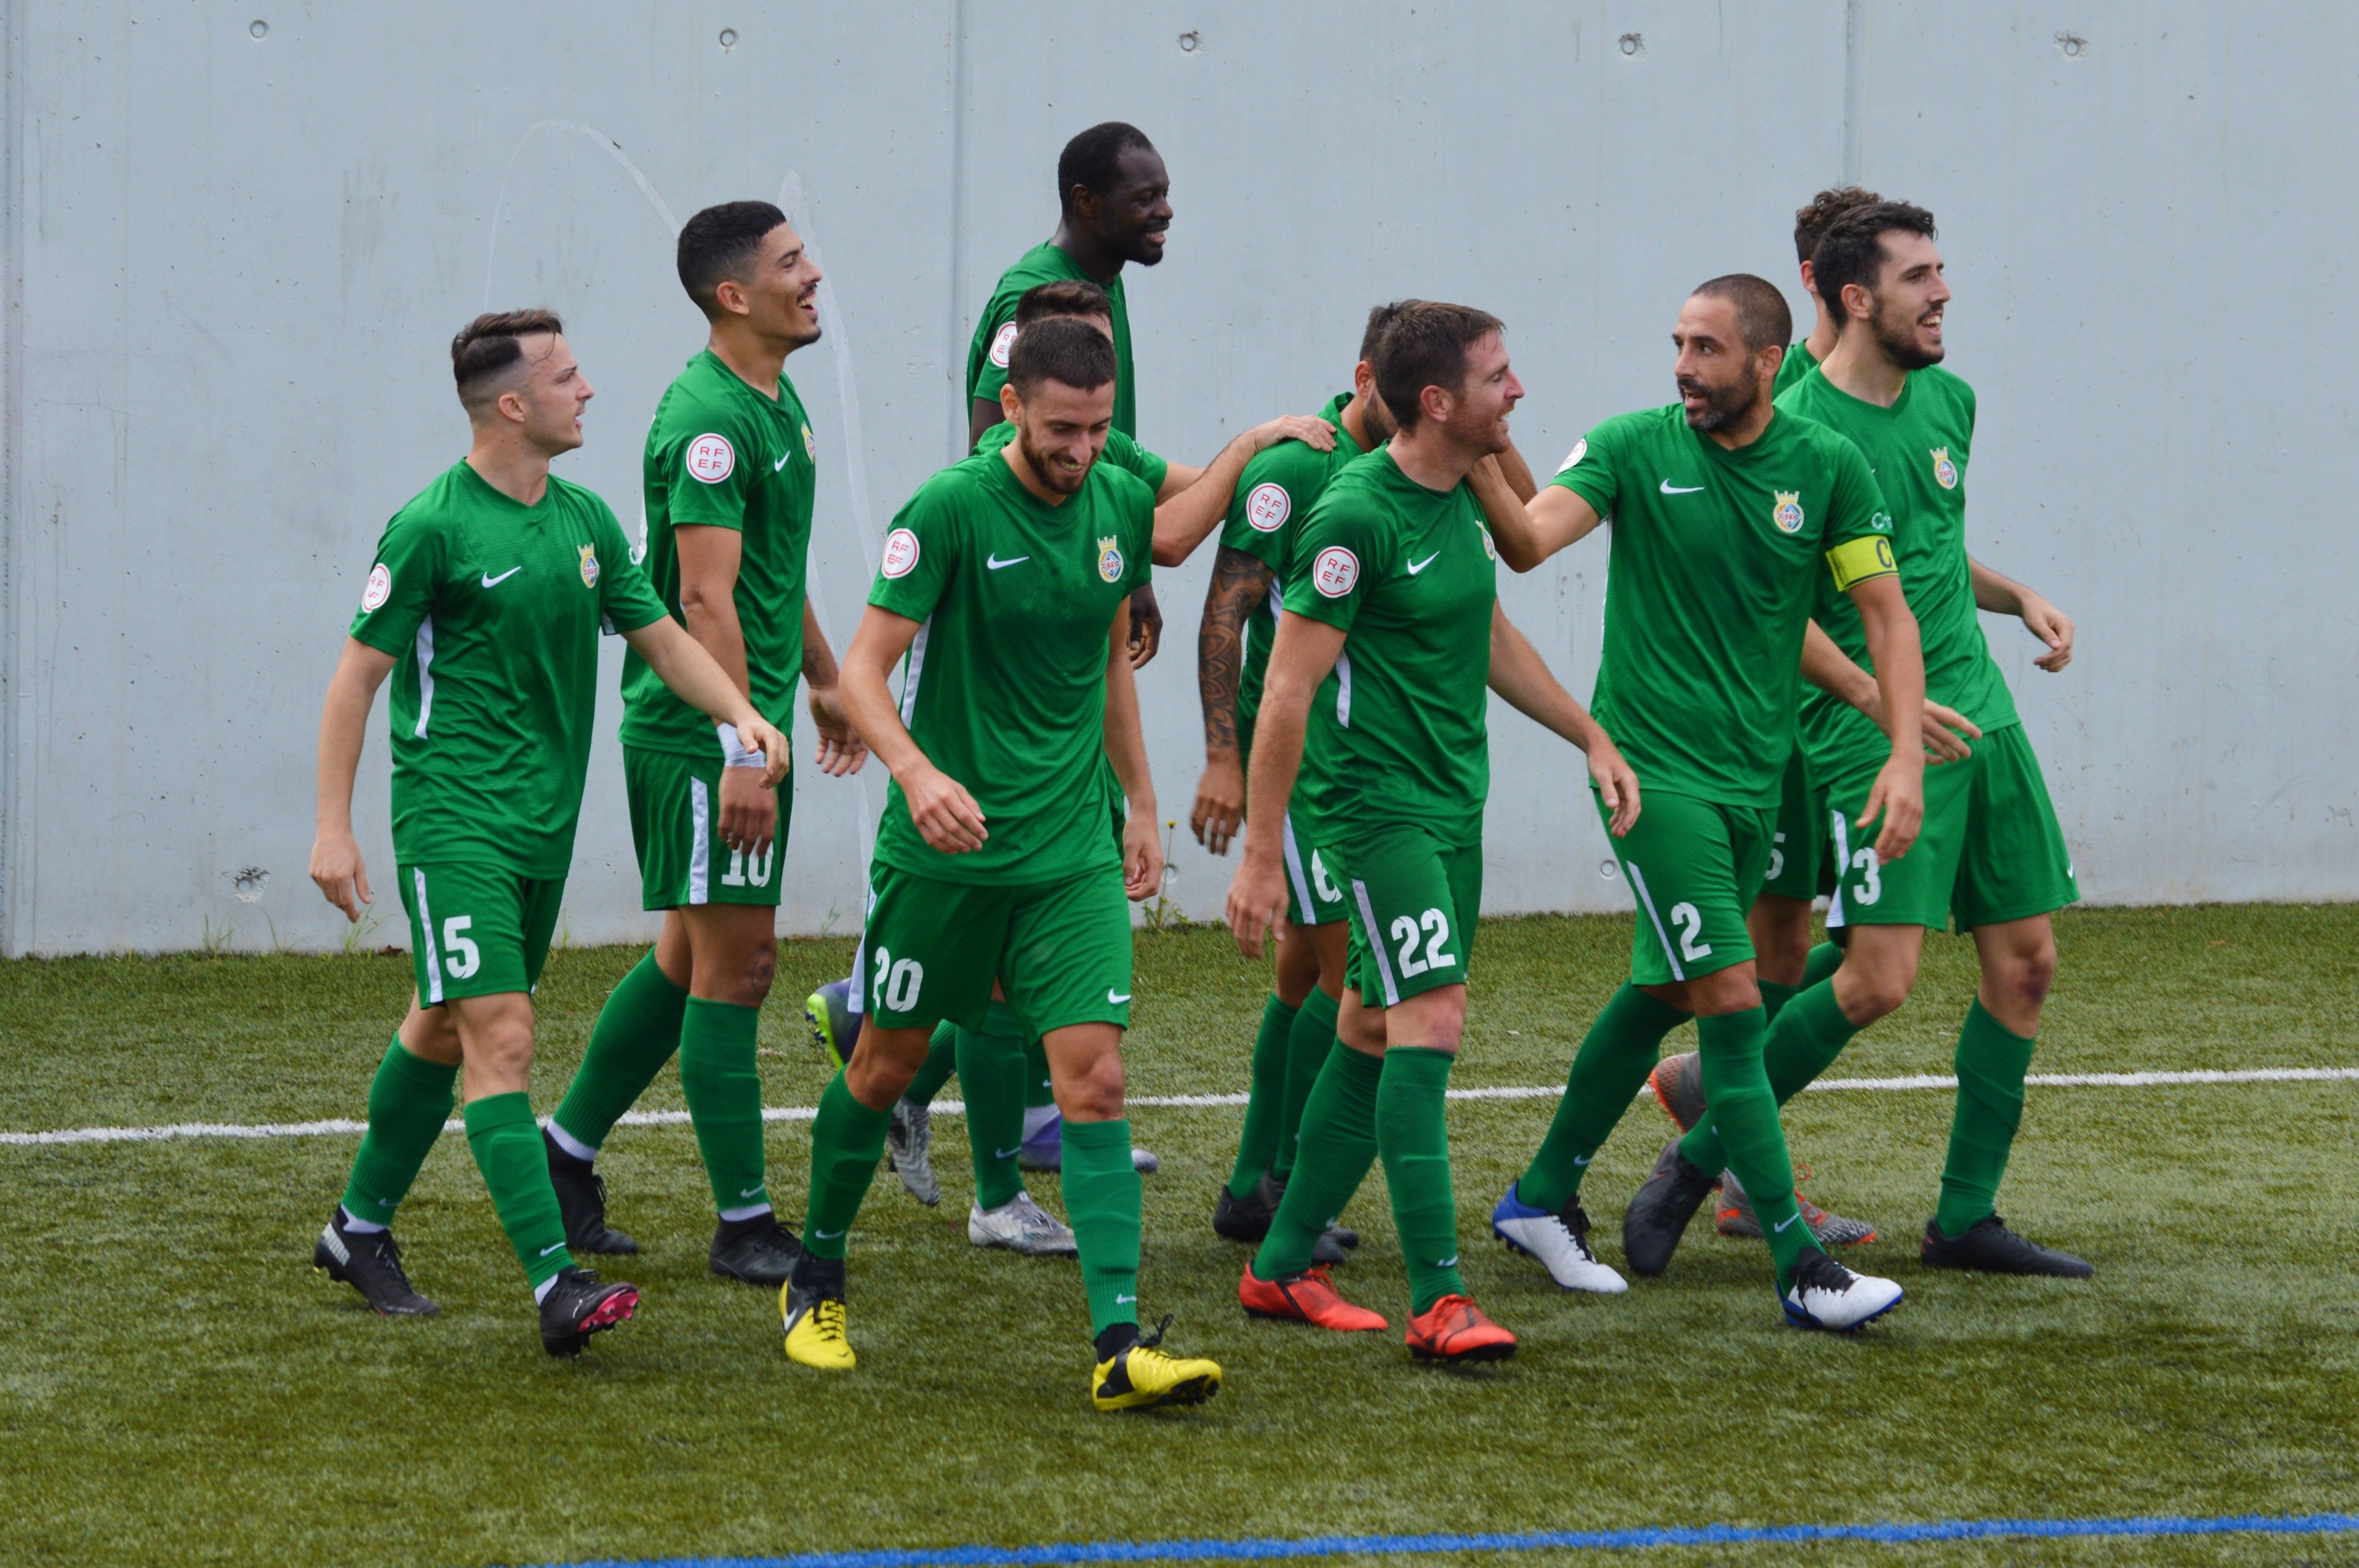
[
  {"x1": 1781, "y1": 1248, "x2": 1904, "y2": 1331},
  {"x1": 1405, "y1": 1295, "x2": 1517, "y2": 1363},
  {"x1": 968, "y1": 1191, "x2": 1078, "y2": 1256},
  {"x1": 1310, "y1": 1225, "x2": 1356, "y2": 1267},
  {"x1": 1238, "y1": 1262, "x2": 1387, "y2": 1331},
  {"x1": 539, "y1": 1266, "x2": 639, "y2": 1357},
  {"x1": 1491, "y1": 1185, "x2": 1628, "y2": 1293},
  {"x1": 544, "y1": 1130, "x2": 638, "y2": 1254},
  {"x1": 886, "y1": 1097, "x2": 940, "y2": 1207},
  {"x1": 803, "y1": 977, "x2": 856, "y2": 1072},
  {"x1": 1920, "y1": 1215, "x2": 2093, "y2": 1278},
  {"x1": 313, "y1": 1211, "x2": 438, "y2": 1316},
  {"x1": 1092, "y1": 1321, "x2": 1221, "y2": 1411},
  {"x1": 1622, "y1": 1135, "x2": 1717, "y2": 1276},
  {"x1": 1718, "y1": 1167, "x2": 1876, "y2": 1246},
  {"x1": 1211, "y1": 1180, "x2": 1278, "y2": 1243},
  {"x1": 780, "y1": 1256, "x2": 854, "y2": 1370},
  {"x1": 1649, "y1": 1050, "x2": 1708, "y2": 1133},
  {"x1": 709, "y1": 1212, "x2": 803, "y2": 1286}
]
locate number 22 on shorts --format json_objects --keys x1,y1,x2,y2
[{"x1": 1389, "y1": 907, "x2": 1457, "y2": 979}]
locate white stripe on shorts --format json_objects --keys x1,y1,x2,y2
[
  {"x1": 1350, "y1": 877, "x2": 1400, "y2": 1007},
  {"x1": 1623, "y1": 860, "x2": 1684, "y2": 983},
  {"x1": 1280, "y1": 814, "x2": 1316, "y2": 918},
  {"x1": 688, "y1": 776, "x2": 712, "y2": 905},
  {"x1": 1825, "y1": 806, "x2": 1853, "y2": 930},
  {"x1": 413, "y1": 868, "x2": 443, "y2": 1006}
]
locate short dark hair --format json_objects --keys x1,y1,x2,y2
[
  {"x1": 1006, "y1": 315, "x2": 1117, "y2": 400},
  {"x1": 1812, "y1": 201, "x2": 1939, "y2": 315},
  {"x1": 1793, "y1": 186, "x2": 1884, "y2": 264},
  {"x1": 1058, "y1": 122, "x2": 1156, "y2": 212},
  {"x1": 1372, "y1": 301, "x2": 1504, "y2": 428},
  {"x1": 451, "y1": 308, "x2": 563, "y2": 415},
  {"x1": 1014, "y1": 279, "x2": 1112, "y2": 329},
  {"x1": 676, "y1": 200, "x2": 788, "y2": 318},
  {"x1": 1690, "y1": 274, "x2": 1794, "y2": 354},
  {"x1": 1360, "y1": 300, "x2": 1416, "y2": 364}
]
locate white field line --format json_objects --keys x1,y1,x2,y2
[{"x1": 3, "y1": 1066, "x2": 2352, "y2": 1149}]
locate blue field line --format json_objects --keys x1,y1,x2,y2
[{"x1": 546, "y1": 1511, "x2": 2359, "y2": 1568}]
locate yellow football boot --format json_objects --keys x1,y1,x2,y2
[
  {"x1": 1091, "y1": 1331, "x2": 1221, "y2": 1412},
  {"x1": 780, "y1": 1274, "x2": 855, "y2": 1371}
]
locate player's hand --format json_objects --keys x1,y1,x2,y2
[
  {"x1": 1191, "y1": 752, "x2": 1246, "y2": 855},
  {"x1": 1123, "y1": 811, "x2": 1164, "y2": 902},
  {"x1": 903, "y1": 762, "x2": 988, "y2": 853},
  {"x1": 1859, "y1": 753, "x2": 1926, "y2": 863},
  {"x1": 1224, "y1": 847, "x2": 1289, "y2": 959},
  {"x1": 1126, "y1": 585, "x2": 1164, "y2": 669},
  {"x1": 806, "y1": 682, "x2": 869, "y2": 776},
  {"x1": 734, "y1": 714, "x2": 794, "y2": 789},
  {"x1": 1921, "y1": 699, "x2": 1982, "y2": 764},
  {"x1": 1586, "y1": 734, "x2": 1642, "y2": 837},
  {"x1": 717, "y1": 765, "x2": 778, "y2": 857},
  {"x1": 1252, "y1": 413, "x2": 1337, "y2": 454},
  {"x1": 2021, "y1": 593, "x2": 2074, "y2": 672},
  {"x1": 309, "y1": 826, "x2": 372, "y2": 922}
]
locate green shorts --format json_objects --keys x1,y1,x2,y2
[
  {"x1": 625, "y1": 745, "x2": 788, "y2": 911},
  {"x1": 397, "y1": 862, "x2": 566, "y2": 1006},
  {"x1": 1758, "y1": 746, "x2": 1827, "y2": 902},
  {"x1": 1826, "y1": 722, "x2": 2079, "y2": 933},
  {"x1": 1603, "y1": 789, "x2": 1776, "y2": 985},
  {"x1": 851, "y1": 861, "x2": 1133, "y2": 1036},
  {"x1": 1336, "y1": 824, "x2": 1483, "y2": 1007},
  {"x1": 1281, "y1": 812, "x2": 1351, "y2": 928}
]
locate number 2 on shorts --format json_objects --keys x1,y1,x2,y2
[
  {"x1": 1389, "y1": 907, "x2": 1457, "y2": 979},
  {"x1": 1668, "y1": 902, "x2": 1712, "y2": 963}
]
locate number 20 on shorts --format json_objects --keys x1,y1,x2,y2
[{"x1": 869, "y1": 945, "x2": 924, "y2": 1014}]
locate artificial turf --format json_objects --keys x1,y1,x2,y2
[{"x1": 0, "y1": 905, "x2": 2353, "y2": 1568}]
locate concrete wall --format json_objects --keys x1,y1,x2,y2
[{"x1": 2, "y1": 1, "x2": 2349, "y2": 955}]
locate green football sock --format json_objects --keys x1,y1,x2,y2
[
  {"x1": 1935, "y1": 1000, "x2": 2038, "y2": 1237},
  {"x1": 1021, "y1": 1022, "x2": 1056, "y2": 1116},
  {"x1": 1517, "y1": 984, "x2": 1689, "y2": 1214},
  {"x1": 1693, "y1": 1008, "x2": 1813, "y2": 1288},
  {"x1": 955, "y1": 1009, "x2": 1031, "y2": 1210},
  {"x1": 1758, "y1": 979, "x2": 1798, "y2": 1022},
  {"x1": 1271, "y1": 987, "x2": 1338, "y2": 1182},
  {"x1": 1802, "y1": 940, "x2": 1845, "y2": 990},
  {"x1": 550, "y1": 950, "x2": 688, "y2": 1155},
  {"x1": 903, "y1": 1023, "x2": 960, "y2": 1108},
  {"x1": 1253, "y1": 1040, "x2": 1381, "y2": 1280},
  {"x1": 339, "y1": 1037, "x2": 458, "y2": 1226},
  {"x1": 1680, "y1": 980, "x2": 1859, "y2": 1177},
  {"x1": 1225, "y1": 994, "x2": 1298, "y2": 1199},
  {"x1": 1376, "y1": 1047, "x2": 1464, "y2": 1313},
  {"x1": 801, "y1": 1071, "x2": 890, "y2": 1260},
  {"x1": 462, "y1": 1092, "x2": 571, "y2": 1289},
  {"x1": 1061, "y1": 1118, "x2": 1142, "y2": 1338},
  {"x1": 679, "y1": 996, "x2": 767, "y2": 1217}
]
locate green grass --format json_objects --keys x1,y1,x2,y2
[{"x1": 1, "y1": 906, "x2": 2354, "y2": 1568}]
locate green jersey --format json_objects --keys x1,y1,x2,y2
[
  {"x1": 618, "y1": 350, "x2": 819, "y2": 759},
  {"x1": 1551, "y1": 405, "x2": 1895, "y2": 807},
  {"x1": 868, "y1": 450, "x2": 1154, "y2": 884},
  {"x1": 1780, "y1": 365, "x2": 2017, "y2": 779},
  {"x1": 1285, "y1": 447, "x2": 1499, "y2": 847},
  {"x1": 1773, "y1": 337, "x2": 1821, "y2": 397},
  {"x1": 972, "y1": 419, "x2": 1168, "y2": 495},
  {"x1": 350, "y1": 461, "x2": 666, "y2": 876},
  {"x1": 965, "y1": 243, "x2": 1137, "y2": 437},
  {"x1": 1220, "y1": 392, "x2": 1367, "y2": 727}
]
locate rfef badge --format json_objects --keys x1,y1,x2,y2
[
  {"x1": 1096, "y1": 536, "x2": 1125, "y2": 584},
  {"x1": 1772, "y1": 492, "x2": 1805, "y2": 534}
]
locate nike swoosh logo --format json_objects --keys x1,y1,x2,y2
[
  {"x1": 1116, "y1": 1294, "x2": 1138, "y2": 1304},
  {"x1": 1773, "y1": 1212, "x2": 1803, "y2": 1233},
  {"x1": 1405, "y1": 553, "x2": 1440, "y2": 574},
  {"x1": 1573, "y1": 1155, "x2": 1593, "y2": 1166},
  {"x1": 481, "y1": 567, "x2": 522, "y2": 587},
  {"x1": 773, "y1": 454, "x2": 790, "y2": 471},
  {"x1": 1436, "y1": 1256, "x2": 1458, "y2": 1268},
  {"x1": 538, "y1": 1242, "x2": 566, "y2": 1256},
  {"x1": 1107, "y1": 990, "x2": 1131, "y2": 1004},
  {"x1": 994, "y1": 1147, "x2": 1022, "y2": 1160},
  {"x1": 986, "y1": 554, "x2": 1029, "y2": 570},
  {"x1": 739, "y1": 1185, "x2": 764, "y2": 1199},
  {"x1": 813, "y1": 1226, "x2": 845, "y2": 1239},
  {"x1": 1659, "y1": 480, "x2": 1704, "y2": 495}
]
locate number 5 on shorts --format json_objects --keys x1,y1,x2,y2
[{"x1": 442, "y1": 916, "x2": 480, "y2": 979}]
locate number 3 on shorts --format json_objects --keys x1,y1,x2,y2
[
  {"x1": 869, "y1": 944, "x2": 924, "y2": 1014},
  {"x1": 1389, "y1": 907, "x2": 1457, "y2": 979}
]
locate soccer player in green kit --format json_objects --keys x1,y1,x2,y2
[
  {"x1": 780, "y1": 318, "x2": 1222, "y2": 1411},
  {"x1": 537, "y1": 203, "x2": 866, "y2": 1289},
  {"x1": 1483, "y1": 275, "x2": 1925, "y2": 1331},
  {"x1": 1226, "y1": 302, "x2": 1640, "y2": 1357},
  {"x1": 1641, "y1": 202, "x2": 2091, "y2": 1279},
  {"x1": 306, "y1": 310, "x2": 792, "y2": 1354}
]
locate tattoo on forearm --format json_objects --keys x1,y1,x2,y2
[{"x1": 1197, "y1": 547, "x2": 1273, "y2": 753}]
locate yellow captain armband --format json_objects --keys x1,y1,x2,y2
[{"x1": 1827, "y1": 535, "x2": 1898, "y2": 592}]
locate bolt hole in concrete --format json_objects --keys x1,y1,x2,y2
[
  {"x1": 1599, "y1": 861, "x2": 1618, "y2": 880},
  {"x1": 1618, "y1": 32, "x2": 1643, "y2": 56},
  {"x1": 248, "y1": 19, "x2": 266, "y2": 38},
  {"x1": 2056, "y1": 30, "x2": 2087, "y2": 57},
  {"x1": 1178, "y1": 30, "x2": 1199, "y2": 53},
  {"x1": 718, "y1": 27, "x2": 738, "y2": 50},
  {"x1": 230, "y1": 868, "x2": 269, "y2": 903}
]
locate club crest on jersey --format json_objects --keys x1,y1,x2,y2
[
  {"x1": 1772, "y1": 491, "x2": 1804, "y2": 534},
  {"x1": 803, "y1": 423, "x2": 817, "y2": 463},
  {"x1": 578, "y1": 544, "x2": 601, "y2": 588},
  {"x1": 1931, "y1": 446, "x2": 1959, "y2": 489},
  {"x1": 1096, "y1": 536, "x2": 1125, "y2": 584},
  {"x1": 1477, "y1": 522, "x2": 1497, "y2": 560}
]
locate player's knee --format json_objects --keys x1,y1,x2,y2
[
  {"x1": 1059, "y1": 1047, "x2": 1127, "y2": 1120},
  {"x1": 1998, "y1": 941, "x2": 2056, "y2": 1013},
  {"x1": 1845, "y1": 967, "x2": 1914, "y2": 1022}
]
